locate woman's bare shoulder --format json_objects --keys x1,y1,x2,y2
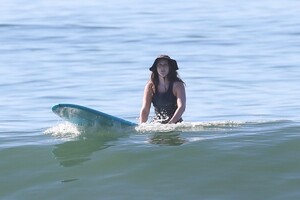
[
  {"x1": 144, "y1": 81, "x2": 155, "y2": 93},
  {"x1": 145, "y1": 81, "x2": 154, "y2": 88},
  {"x1": 173, "y1": 81, "x2": 185, "y2": 89},
  {"x1": 173, "y1": 81, "x2": 185, "y2": 96}
]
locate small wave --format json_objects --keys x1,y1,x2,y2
[
  {"x1": 135, "y1": 120, "x2": 294, "y2": 133},
  {"x1": 45, "y1": 120, "x2": 294, "y2": 142},
  {"x1": 45, "y1": 122, "x2": 133, "y2": 141},
  {"x1": 0, "y1": 23, "x2": 121, "y2": 30}
]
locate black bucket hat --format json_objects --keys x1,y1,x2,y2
[{"x1": 149, "y1": 55, "x2": 179, "y2": 71}]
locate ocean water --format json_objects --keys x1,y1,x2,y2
[{"x1": 1, "y1": 0, "x2": 300, "y2": 199}]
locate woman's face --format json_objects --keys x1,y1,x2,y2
[{"x1": 156, "y1": 59, "x2": 169, "y2": 78}]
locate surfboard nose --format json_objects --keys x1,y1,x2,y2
[{"x1": 52, "y1": 104, "x2": 62, "y2": 114}]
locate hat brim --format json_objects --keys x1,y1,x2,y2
[{"x1": 149, "y1": 58, "x2": 179, "y2": 71}]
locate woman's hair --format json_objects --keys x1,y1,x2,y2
[{"x1": 150, "y1": 60, "x2": 185, "y2": 92}]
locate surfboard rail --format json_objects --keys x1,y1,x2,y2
[{"x1": 52, "y1": 103, "x2": 137, "y2": 128}]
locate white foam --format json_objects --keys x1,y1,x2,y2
[
  {"x1": 135, "y1": 121, "x2": 246, "y2": 133},
  {"x1": 44, "y1": 122, "x2": 82, "y2": 139},
  {"x1": 135, "y1": 122, "x2": 176, "y2": 133},
  {"x1": 187, "y1": 137, "x2": 206, "y2": 142}
]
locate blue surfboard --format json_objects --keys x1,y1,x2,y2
[{"x1": 52, "y1": 104, "x2": 137, "y2": 128}]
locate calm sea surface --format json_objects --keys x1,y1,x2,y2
[{"x1": 1, "y1": 0, "x2": 300, "y2": 199}]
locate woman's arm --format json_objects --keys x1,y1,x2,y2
[
  {"x1": 168, "y1": 82, "x2": 186, "y2": 124},
  {"x1": 139, "y1": 82, "x2": 153, "y2": 123}
]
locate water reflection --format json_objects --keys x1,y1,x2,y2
[
  {"x1": 53, "y1": 138, "x2": 110, "y2": 167},
  {"x1": 48, "y1": 120, "x2": 137, "y2": 167},
  {"x1": 51, "y1": 125, "x2": 133, "y2": 167},
  {"x1": 148, "y1": 132, "x2": 187, "y2": 146}
]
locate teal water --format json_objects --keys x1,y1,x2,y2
[{"x1": 1, "y1": 0, "x2": 300, "y2": 199}]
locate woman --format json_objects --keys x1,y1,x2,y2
[{"x1": 139, "y1": 55, "x2": 186, "y2": 124}]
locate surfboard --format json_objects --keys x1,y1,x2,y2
[{"x1": 52, "y1": 104, "x2": 137, "y2": 128}]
